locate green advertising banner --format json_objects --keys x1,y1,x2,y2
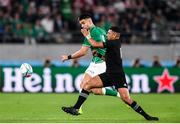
[{"x1": 0, "y1": 66, "x2": 179, "y2": 93}]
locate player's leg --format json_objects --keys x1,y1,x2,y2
[
  {"x1": 91, "y1": 87, "x2": 120, "y2": 97},
  {"x1": 79, "y1": 73, "x2": 92, "y2": 114},
  {"x1": 90, "y1": 62, "x2": 120, "y2": 97},
  {"x1": 80, "y1": 73, "x2": 92, "y2": 91},
  {"x1": 91, "y1": 88, "x2": 102, "y2": 95},
  {"x1": 62, "y1": 72, "x2": 92, "y2": 115},
  {"x1": 76, "y1": 75, "x2": 104, "y2": 109},
  {"x1": 102, "y1": 87, "x2": 120, "y2": 97},
  {"x1": 62, "y1": 75, "x2": 104, "y2": 115},
  {"x1": 118, "y1": 88, "x2": 159, "y2": 121},
  {"x1": 73, "y1": 75, "x2": 104, "y2": 111}
]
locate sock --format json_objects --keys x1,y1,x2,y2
[
  {"x1": 79, "y1": 88, "x2": 83, "y2": 110},
  {"x1": 79, "y1": 88, "x2": 82, "y2": 93},
  {"x1": 73, "y1": 89, "x2": 89, "y2": 109},
  {"x1": 130, "y1": 101, "x2": 150, "y2": 119},
  {"x1": 102, "y1": 88, "x2": 120, "y2": 97}
]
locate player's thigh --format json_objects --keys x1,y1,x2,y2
[
  {"x1": 84, "y1": 75, "x2": 104, "y2": 90},
  {"x1": 80, "y1": 73, "x2": 92, "y2": 88},
  {"x1": 93, "y1": 62, "x2": 106, "y2": 76},
  {"x1": 82, "y1": 62, "x2": 105, "y2": 88},
  {"x1": 86, "y1": 62, "x2": 106, "y2": 77}
]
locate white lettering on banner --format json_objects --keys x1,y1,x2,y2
[
  {"x1": 42, "y1": 68, "x2": 53, "y2": 92},
  {"x1": 2, "y1": 68, "x2": 24, "y2": 92},
  {"x1": 24, "y1": 73, "x2": 42, "y2": 92},
  {"x1": 1, "y1": 67, "x2": 154, "y2": 93},
  {"x1": 74, "y1": 74, "x2": 84, "y2": 91},
  {"x1": 131, "y1": 74, "x2": 150, "y2": 93},
  {"x1": 55, "y1": 74, "x2": 74, "y2": 92}
]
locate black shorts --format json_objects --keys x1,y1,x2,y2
[{"x1": 99, "y1": 72, "x2": 128, "y2": 90}]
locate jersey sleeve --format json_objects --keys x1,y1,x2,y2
[
  {"x1": 103, "y1": 41, "x2": 121, "y2": 48},
  {"x1": 91, "y1": 30, "x2": 106, "y2": 42},
  {"x1": 103, "y1": 41, "x2": 115, "y2": 48}
]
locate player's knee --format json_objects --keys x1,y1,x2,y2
[
  {"x1": 83, "y1": 81, "x2": 91, "y2": 90},
  {"x1": 84, "y1": 85, "x2": 91, "y2": 91},
  {"x1": 80, "y1": 83, "x2": 83, "y2": 89},
  {"x1": 81, "y1": 80, "x2": 88, "y2": 88}
]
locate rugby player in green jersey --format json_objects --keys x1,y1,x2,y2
[{"x1": 61, "y1": 14, "x2": 120, "y2": 114}]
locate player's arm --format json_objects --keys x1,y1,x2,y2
[
  {"x1": 81, "y1": 29, "x2": 104, "y2": 48},
  {"x1": 61, "y1": 46, "x2": 89, "y2": 62}
]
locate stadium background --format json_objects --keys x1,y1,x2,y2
[{"x1": 0, "y1": 0, "x2": 180, "y2": 123}]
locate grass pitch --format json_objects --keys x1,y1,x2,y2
[{"x1": 0, "y1": 93, "x2": 180, "y2": 123}]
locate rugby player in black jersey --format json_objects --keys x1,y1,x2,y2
[{"x1": 62, "y1": 26, "x2": 159, "y2": 121}]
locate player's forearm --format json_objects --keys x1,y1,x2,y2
[
  {"x1": 81, "y1": 29, "x2": 104, "y2": 48},
  {"x1": 71, "y1": 50, "x2": 86, "y2": 59},
  {"x1": 71, "y1": 46, "x2": 90, "y2": 59},
  {"x1": 66, "y1": 46, "x2": 88, "y2": 60},
  {"x1": 88, "y1": 38, "x2": 104, "y2": 48}
]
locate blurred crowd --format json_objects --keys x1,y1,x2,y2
[
  {"x1": 132, "y1": 55, "x2": 180, "y2": 68},
  {"x1": 0, "y1": 0, "x2": 180, "y2": 44},
  {"x1": 42, "y1": 55, "x2": 180, "y2": 68}
]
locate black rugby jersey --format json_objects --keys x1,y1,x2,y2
[{"x1": 103, "y1": 39, "x2": 123, "y2": 73}]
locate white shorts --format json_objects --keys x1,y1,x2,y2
[{"x1": 85, "y1": 62, "x2": 106, "y2": 77}]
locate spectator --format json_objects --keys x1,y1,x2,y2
[
  {"x1": 132, "y1": 58, "x2": 144, "y2": 67},
  {"x1": 152, "y1": 55, "x2": 162, "y2": 67},
  {"x1": 60, "y1": 0, "x2": 73, "y2": 21},
  {"x1": 41, "y1": 14, "x2": 54, "y2": 34},
  {"x1": 32, "y1": 19, "x2": 47, "y2": 43},
  {"x1": 54, "y1": 14, "x2": 64, "y2": 33},
  {"x1": 71, "y1": 59, "x2": 80, "y2": 68},
  {"x1": 174, "y1": 56, "x2": 180, "y2": 68},
  {"x1": 0, "y1": 0, "x2": 180, "y2": 44},
  {"x1": 43, "y1": 57, "x2": 55, "y2": 68}
]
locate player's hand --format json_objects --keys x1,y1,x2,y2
[
  {"x1": 61, "y1": 55, "x2": 68, "y2": 62},
  {"x1": 81, "y1": 29, "x2": 89, "y2": 37}
]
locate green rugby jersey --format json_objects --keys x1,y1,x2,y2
[{"x1": 82, "y1": 26, "x2": 107, "y2": 63}]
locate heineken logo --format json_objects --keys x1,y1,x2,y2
[{"x1": 0, "y1": 67, "x2": 179, "y2": 93}]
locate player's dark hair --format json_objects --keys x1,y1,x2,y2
[
  {"x1": 110, "y1": 26, "x2": 121, "y2": 33},
  {"x1": 78, "y1": 13, "x2": 92, "y2": 21}
]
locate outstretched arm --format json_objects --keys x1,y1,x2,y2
[
  {"x1": 81, "y1": 29, "x2": 104, "y2": 48},
  {"x1": 61, "y1": 46, "x2": 89, "y2": 62}
]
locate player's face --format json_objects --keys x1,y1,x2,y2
[
  {"x1": 107, "y1": 30, "x2": 120, "y2": 40},
  {"x1": 79, "y1": 19, "x2": 91, "y2": 29},
  {"x1": 107, "y1": 30, "x2": 115, "y2": 40}
]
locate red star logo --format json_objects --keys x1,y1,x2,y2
[{"x1": 153, "y1": 69, "x2": 178, "y2": 93}]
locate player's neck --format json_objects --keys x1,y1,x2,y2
[{"x1": 89, "y1": 24, "x2": 95, "y2": 29}]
